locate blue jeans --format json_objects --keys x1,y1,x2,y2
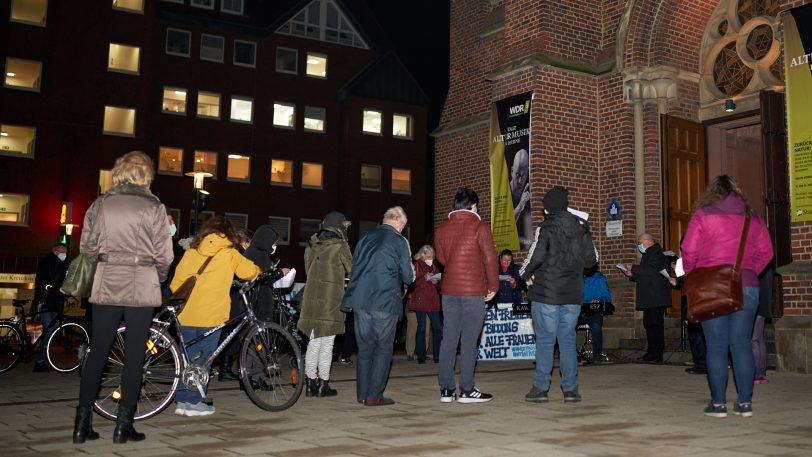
[
  {"x1": 354, "y1": 309, "x2": 398, "y2": 402},
  {"x1": 578, "y1": 313, "x2": 603, "y2": 358},
  {"x1": 701, "y1": 287, "x2": 758, "y2": 405},
  {"x1": 532, "y1": 302, "x2": 580, "y2": 392},
  {"x1": 415, "y1": 311, "x2": 442, "y2": 361},
  {"x1": 176, "y1": 326, "x2": 220, "y2": 404},
  {"x1": 37, "y1": 311, "x2": 59, "y2": 363}
]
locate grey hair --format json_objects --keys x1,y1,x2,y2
[
  {"x1": 413, "y1": 245, "x2": 435, "y2": 261},
  {"x1": 382, "y1": 206, "x2": 408, "y2": 224}
]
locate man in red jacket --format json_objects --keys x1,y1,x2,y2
[{"x1": 434, "y1": 188, "x2": 499, "y2": 403}]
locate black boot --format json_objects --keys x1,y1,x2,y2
[
  {"x1": 72, "y1": 406, "x2": 100, "y2": 444},
  {"x1": 218, "y1": 356, "x2": 239, "y2": 381},
  {"x1": 305, "y1": 378, "x2": 319, "y2": 397},
  {"x1": 113, "y1": 405, "x2": 145, "y2": 444},
  {"x1": 318, "y1": 379, "x2": 337, "y2": 397}
]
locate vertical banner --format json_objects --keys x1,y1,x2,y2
[
  {"x1": 489, "y1": 91, "x2": 533, "y2": 251},
  {"x1": 784, "y1": 4, "x2": 812, "y2": 221}
]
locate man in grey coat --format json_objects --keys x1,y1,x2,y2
[{"x1": 341, "y1": 206, "x2": 415, "y2": 406}]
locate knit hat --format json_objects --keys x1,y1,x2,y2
[{"x1": 542, "y1": 186, "x2": 569, "y2": 213}]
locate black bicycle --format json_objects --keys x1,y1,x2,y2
[
  {"x1": 92, "y1": 269, "x2": 304, "y2": 421},
  {"x1": 0, "y1": 298, "x2": 90, "y2": 374}
]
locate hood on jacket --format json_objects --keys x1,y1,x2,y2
[
  {"x1": 705, "y1": 192, "x2": 747, "y2": 215},
  {"x1": 196, "y1": 233, "x2": 234, "y2": 257},
  {"x1": 322, "y1": 211, "x2": 349, "y2": 239},
  {"x1": 244, "y1": 225, "x2": 279, "y2": 270},
  {"x1": 542, "y1": 186, "x2": 568, "y2": 214},
  {"x1": 312, "y1": 226, "x2": 346, "y2": 244}
]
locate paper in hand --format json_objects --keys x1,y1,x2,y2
[
  {"x1": 615, "y1": 263, "x2": 628, "y2": 272},
  {"x1": 427, "y1": 273, "x2": 442, "y2": 281},
  {"x1": 674, "y1": 258, "x2": 685, "y2": 277}
]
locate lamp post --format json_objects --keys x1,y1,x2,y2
[{"x1": 185, "y1": 171, "x2": 212, "y2": 235}]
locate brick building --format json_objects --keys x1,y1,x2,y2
[
  {"x1": 0, "y1": 0, "x2": 429, "y2": 284},
  {"x1": 435, "y1": 0, "x2": 812, "y2": 372}
]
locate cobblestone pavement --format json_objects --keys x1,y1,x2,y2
[{"x1": 1, "y1": 355, "x2": 811, "y2": 456}]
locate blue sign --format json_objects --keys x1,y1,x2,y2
[{"x1": 607, "y1": 199, "x2": 621, "y2": 220}]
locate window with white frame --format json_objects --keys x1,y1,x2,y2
[
  {"x1": 270, "y1": 159, "x2": 293, "y2": 186},
  {"x1": 301, "y1": 162, "x2": 323, "y2": 189},
  {"x1": 227, "y1": 154, "x2": 250, "y2": 182},
  {"x1": 112, "y1": 0, "x2": 143, "y2": 13},
  {"x1": 273, "y1": 103, "x2": 295, "y2": 128},
  {"x1": 200, "y1": 34, "x2": 224, "y2": 62},
  {"x1": 166, "y1": 28, "x2": 191, "y2": 57},
  {"x1": 276, "y1": 0, "x2": 368, "y2": 49},
  {"x1": 103, "y1": 106, "x2": 136, "y2": 136},
  {"x1": 158, "y1": 146, "x2": 183, "y2": 175},
  {"x1": 230, "y1": 96, "x2": 253, "y2": 123},
  {"x1": 299, "y1": 218, "x2": 321, "y2": 246},
  {"x1": 392, "y1": 168, "x2": 411, "y2": 194},
  {"x1": 190, "y1": 0, "x2": 214, "y2": 9},
  {"x1": 361, "y1": 165, "x2": 381, "y2": 191},
  {"x1": 0, "y1": 192, "x2": 31, "y2": 226},
  {"x1": 268, "y1": 216, "x2": 291, "y2": 245},
  {"x1": 162, "y1": 87, "x2": 187, "y2": 115},
  {"x1": 305, "y1": 52, "x2": 327, "y2": 78},
  {"x1": 276, "y1": 47, "x2": 298, "y2": 74},
  {"x1": 304, "y1": 106, "x2": 326, "y2": 132},
  {"x1": 10, "y1": 0, "x2": 47, "y2": 26},
  {"x1": 4, "y1": 58, "x2": 42, "y2": 91},
  {"x1": 225, "y1": 212, "x2": 248, "y2": 231},
  {"x1": 362, "y1": 109, "x2": 382, "y2": 134},
  {"x1": 392, "y1": 114, "x2": 412, "y2": 139},
  {"x1": 221, "y1": 0, "x2": 243, "y2": 15},
  {"x1": 197, "y1": 91, "x2": 221, "y2": 119},
  {"x1": 166, "y1": 207, "x2": 180, "y2": 235},
  {"x1": 0, "y1": 124, "x2": 36, "y2": 158},
  {"x1": 233, "y1": 40, "x2": 256, "y2": 68},
  {"x1": 193, "y1": 150, "x2": 217, "y2": 177},
  {"x1": 108, "y1": 43, "x2": 140, "y2": 74}
]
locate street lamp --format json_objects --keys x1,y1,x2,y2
[{"x1": 185, "y1": 171, "x2": 212, "y2": 235}]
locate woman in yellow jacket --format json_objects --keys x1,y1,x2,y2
[{"x1": 170, "y1": 216, "x2": 260, "y2": 417}]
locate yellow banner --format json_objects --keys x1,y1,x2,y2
[{"x1": 785, "y1": 7, "x2": 812, "y2": 221}]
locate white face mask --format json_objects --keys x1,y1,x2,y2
[
  {"x1": 57, "y1": 253, "x2": 67, "y2": 261},
  {"x1": 425, "y1": 259, "x2": 433, "y2": 266},
  {"x1": 168, "y1": 224, "x2": 177, "y2": 237},
  {"x1": 271, "y1": 245, "x2": 277, "y2": 254}
]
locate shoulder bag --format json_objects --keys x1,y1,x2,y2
[
  {"x1": 166, "y1": 256, "x2": 213, "y2": 313},
  {"x1": 61, "y1": 198, "x2": 106, "y2": 298},
  {"x1": 683, "y1": 210, "x2": 751, "y2": 323}
]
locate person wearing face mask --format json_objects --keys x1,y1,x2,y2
[
  {"x1": 408, "y1": 245, "x2": 442, "y2": 364},
  {"x1": 496, "y1": 249, "x2": 525, "y2": 305},
  {"x1": 32, "y1": 242, "x2": 69, "y2": 372},
  {"x1": 622, "y1": 233, "x2": 671, "y2": 363}
]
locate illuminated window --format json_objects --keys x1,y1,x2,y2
[
  {"x1": 197, "y1": 91, "x2": 221, "y2": 119},
  {"x1": 158, "y1": 146, "x2": 183, "y2": 176},
  {"x1": 4, "y1": 58, "x2": 42, "y2": 91},
  {"x1": 392, "y1": 168, "x2": 411, "y2": 194},
  {"x1": 362, "y1": 109, "x2": 382, "y2": 134},
  {"x1": 234, "y1": 40, "x2": 256, "y2": 68},
  {"x1": 166, "y1": 28, "x2": 191, "y2": 57},
  {"x1": 227, "y1": 154, "x2": 250, "y2": 182},
  {"x1": 230, "y1": 96, "x2": 253, "y2": 123},
  {"x1": 0, "y1": 192, "x2": 31, "y2": 226},
  {"x1": 305, "y1": 52, "x2": 327, "y2": 78},
  {"x1": 162, "y1": 87, "x2": 187, "y2": 115},
  {"x1": 194, "y1": 150, "x2": 217, "y2": 177},
  {"x1": 268, "y1": 216, "x2": 291, "y2": 245},
  {"x1": 273, "y1": 102, "x2": 295, "y2": 128},
  {"x1": 112, "y1": 0, "x2": 143, "y2": 13},
  {"x1": 103, "y1": 106, "x2": 136, "y2": 136},
  {"x1": 276, "y1": 0, "x2": 368, "y2": 49},
  {"x1": 99, "y1": 170, "x2": 112, "y2": 195},
  {"x1": 225, "y1": 212, "x2": 248, "y2": 231},
  {"x1": 10, "y1": 0, "x2": 47, "y2": 26},
  {"x1": 271, "y1": 159, "x2": 293, "y2": 186},
  {"x1": 299, "y1": 218, "x2": 321, "y2": 246},
  {"x1": 0, "y1": 124, "x2": 36, "y2": 158},
  {"x1": 221, "y1": 0, "x2": 243, "y2": 15},
  {"x1": 304, "y1": 106, "x2": 326, "y2": 132},
  {"x1": 191, "y1": 0, "x2": 213, "y2": 9},
  {"x1": 302, "y1": 162, "x2": 323, "y2": 189},
  {"x1": 107, "y1": 43, "x2": 140, "y2": 74},
  {"x1": 276, "y1": 47, "x2": 298, "y2": 74},
  {"x1": 361, "y1": 164, "x2": 381, "y2": 191},
  {"x1": 392, "y1": 114, "x2": 412, "y2": 139},
  {"x1": 200, "y1": 34, "x2": 224, "y2": 63}
]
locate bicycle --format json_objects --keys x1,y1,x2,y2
[
  {"x1": 0, "y1": 298, "x2": 90, "y2": 374},
  {"x1": 92, "y1": 268, "x2": 304, "y2": 421}
]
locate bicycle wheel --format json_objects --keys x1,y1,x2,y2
[
  {"x1": 0, "y1": 323, "x2": 23, "y2": 374},
  {"x1": 94, "y1": 325, "x2": 181, "y2": 421},
  {"x1": 240, "y1": 321, "x2": 303, "y2": 412},
  {"x1": 46, "y1": 321, "x2": 89, "y2": 372}
]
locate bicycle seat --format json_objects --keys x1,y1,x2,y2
[{"x1": 12, "y1": 299, "x2": 29, "y2": 307}]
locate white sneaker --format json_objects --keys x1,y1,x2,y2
[
  {"x1": 174, "y1": 402, "x2": 188, "y2": 416},
  {"x1": 440, "y1": 388, "x2": 456, "y2": 403},
  {"x1": 181, "y1": 401, "x2": 215, "y2": 416}
]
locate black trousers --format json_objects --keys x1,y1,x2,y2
[
  {"x1": 79, "y1": 304, "x2": 154, "y2": 408},
  {"x1": 642, "y1": 307, "x2": 666, "y2": 358}
]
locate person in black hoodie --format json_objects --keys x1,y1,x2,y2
[
  {"x1": 33, "y1": 243, "x2": 69, "y2": 372},
  {"x1": 520, "y1": 186, "x2": 597, "y2": 403},
  {"x1": 623, "y1": 233, "x2": 671, "y2": 363}
]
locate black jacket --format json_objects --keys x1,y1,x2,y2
[
  {"x1": 34, "y1": 252, "x2": 67, "y2": 312},
  {"x1": 630, "y1": 243, "x2": 672, "y2": 309},
  {"x1": 519, "y1": 211, "x2": 597, "y2": 305}
]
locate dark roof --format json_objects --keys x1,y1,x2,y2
[{"x1": 338, "y1": 51, "x2": 430, "y2": 106}]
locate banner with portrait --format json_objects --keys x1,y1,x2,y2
[
  {"x1": 489, "y1": 91, "x2": 533, "y2": 251},
  {"x1": 784, "y1": 4, "x2": 812, "y2": 221}
]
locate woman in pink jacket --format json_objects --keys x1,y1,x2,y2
[{"x1": 681, "y1": 175, "x2": 773, "y2": 419}]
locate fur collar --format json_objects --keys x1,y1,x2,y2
[{"x1": 104, "y1": 183, "x2": 160, "y2": 201}]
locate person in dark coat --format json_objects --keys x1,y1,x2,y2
[
  {"x1": 496, "y1": 249, "x2": 525, "y2": 304},
  {"x1": 623, "y1": 233, "x2": 672, "y2": 363},
  {"x1": 33, "y1": 242, "x2": 68, "y2": 372},
  {"x1": 408, "y1": 245, "x2": 442, "y2": 364}
]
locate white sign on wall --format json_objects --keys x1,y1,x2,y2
[{"x1": 606, "y1": 220, "x2": 623, "y2": 237}]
